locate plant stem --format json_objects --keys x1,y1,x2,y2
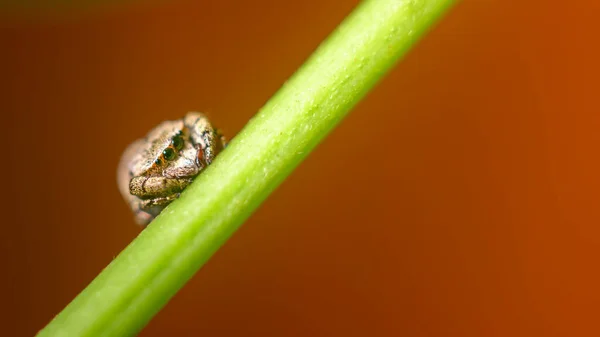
[{"x1": 38, "y1": 1, "x2": 456, "y2": 336}]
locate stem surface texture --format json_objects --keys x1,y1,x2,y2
[{"x1": 38, "y1": 1, "x2": 456, "y2": 336}]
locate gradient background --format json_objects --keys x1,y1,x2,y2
[{"x1": 2, "y1": 0, "x2": 599, "y2": 336}]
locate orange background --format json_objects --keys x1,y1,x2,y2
[{"x1": 2, "y1": 0, "x2": 599, "y2": 336}]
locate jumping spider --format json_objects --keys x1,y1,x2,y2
[{"x1": 117, "y1": 112, "x2": 227, "y2": 226}]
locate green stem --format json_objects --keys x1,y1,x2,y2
[{"x1": 38, "y1": 1, "x2": 456, "y2": 336}]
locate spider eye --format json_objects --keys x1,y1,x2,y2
[
  {"x1": 163, "y1": 147, "x2": 176, "y2": 161},
  {"x1": 171, "y1": 136, "x2": 184, "y2": 150},
  {"x1": 154, "y1": 158, "x2": 162, "y2": 165}
]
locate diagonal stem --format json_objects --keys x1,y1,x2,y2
[{"x1": 38, "y1": 1, "x2": 457, "y2": 336}]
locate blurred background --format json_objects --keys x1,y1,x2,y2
[{"x1": 2, "y1": 0, "x2": 599, "y2": 336}]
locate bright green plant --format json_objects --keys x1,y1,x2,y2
[{"x1": 38, "y1": 0, "x2": 456, "y2": 336}]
